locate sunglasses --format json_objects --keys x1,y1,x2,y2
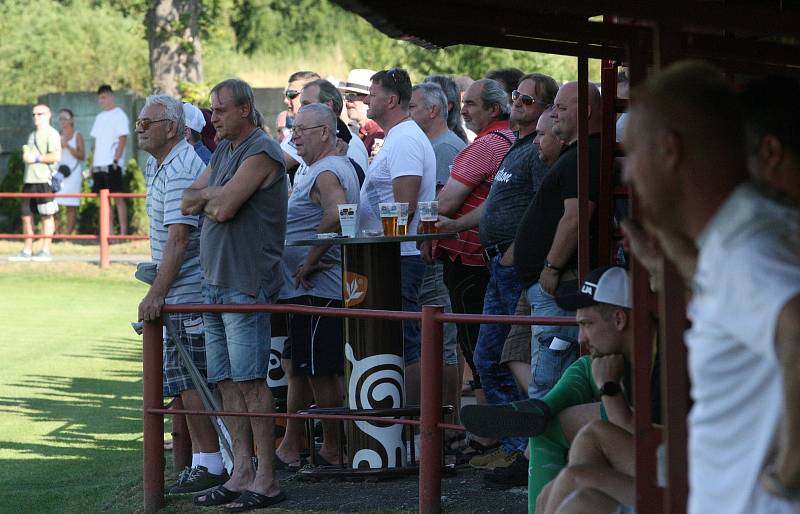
[
  {"x1": 511, "y1": 90, "x2": 543, "y2": 106},
  {"x1": 135, "y1": 118, "x2": 170, "y2": 130},
  {"x1": 285, "y1": 90, "x2": 301, "y2": 99},
  {"x1": 344, "y1": 91, "x2": 366, "y2": 102}
]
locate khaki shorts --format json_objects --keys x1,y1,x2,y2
[{"x1": 500, "y1": 291, "x2": 532, "y2": 365}]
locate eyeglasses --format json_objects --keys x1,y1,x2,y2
[
  {"x1": 291, "y1": 124, "x2": 326, "y2": 136},
  {"x1": 135, "y1": 118, "x2": 170, "y2": 130},
  {"x1": 285, "y1": 90, "x2": 301, "y2": 99},
  {"x1": 344, "y1": 91, "x2": 366, "y2": 102},
  {"x1": 511, "y1": 90, "x2": 544, "y2": 107}
]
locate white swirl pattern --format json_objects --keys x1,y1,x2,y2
[{"x1": 345, "y1": 343, "x2": 406, "y2": 469}]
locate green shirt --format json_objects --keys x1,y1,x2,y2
[{"x1": 24, "y1": 126, "x2": 61, "y2": 184}]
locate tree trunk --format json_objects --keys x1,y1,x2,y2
[{"x1": 146, "y1": 0, "x2": 204, "y2": 97}]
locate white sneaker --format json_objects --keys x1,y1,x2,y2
[
  {"x1": 31, "y1": 250, "x2": 52, "y2": 262},
  {"x1": 8, "y1": 250, "x2": 32, "y2": 262}
]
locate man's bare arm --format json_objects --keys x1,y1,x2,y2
[
  {"x1": 114, "y1": 135, "x2": 127, "y2": 162},
  {"x1": 437, "y1": 201, "x2": 484, "y2": 233},
  {"x1": 204, "y1": 153, "x2": 281, "y2": 222},
  {"x1": 772, "y1": 294, "x2": 800, "y2": 490},
  {"x1": 181, "y1": 166, "x2": 213, "y2": 215},
  {"x1": 539, "y1": 198, "x2": 595, "y2": 294},
  {"x1": 138, "y1": 223, "x2": 191, "y2": 321},
  {"x1": 392, "y1": 175, "x2": 422, "y2": 221},
  {"x1": 437, "y1": 179, "x2": 475, "y2": 217}
]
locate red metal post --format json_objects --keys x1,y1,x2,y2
[
  {"x1": 99, "y1": 188, "x2": 110, "y2": 269},
  {"x1": 577, "y1": 55, "x2": 590, "y2": 281},
  {"x1": 171, "y1": 397, "x2": 192, "y2": 472},
  {"x1": 419, "y1": 305, "x2": 444, "y2": 514},
  {"x1": 143, "y1": 320, "x2": 165, "y2": 513}
]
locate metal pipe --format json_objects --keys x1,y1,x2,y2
[
  {"x1": 419, "y1": 305, "x2": 444, "y2": 514},
  {"x1": 98, "y1": 188, "x2": 110, "y2": 269},
  {"x1": 148, "y1": 407, "x2": 424, "y2": 426},
  {"x1": 143, "y1": 320, "x2": 165, "y2": 513},
  {"x1": 577, "y1": 54, "x2": 590, "y2": 281}
]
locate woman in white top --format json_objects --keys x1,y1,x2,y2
[{"x1": 56, "y1": 108, "x2": 85, "y2": 234}]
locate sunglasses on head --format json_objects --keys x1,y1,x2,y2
[
  {"x1": 512, "y1": 89, "x2": 541, "y2": 106},
  {"x1": 285, "y1": 90, "x2": 300, "y2": 99}
]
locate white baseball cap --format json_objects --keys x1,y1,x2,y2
[
  {"x1": 339, "y1": 69, "x2": 376, "y2": 95},
  {"x1": 556, "y1": 266, "x2": 632, "y2": 310},
  {"x1": 182, "y1": 103, "x2": 206, "y2": 133}
]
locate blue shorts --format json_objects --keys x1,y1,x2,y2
[{"x1": 202, "y1": 283, "x2": 273, "y2": 383}]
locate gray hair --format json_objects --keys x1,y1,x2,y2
[
  {"x1": 412, "y1": 82, "x2": 448, "y2": 120},
  {"x1": 144, "y1": 95, "x2": 185, "y2": 134},
  {"x1": 211, "y1": 78, "x2": 258, "y2": 126},
  {"x1": 297, "y1": 103, "x2": 337, "y2": 144},
  {"x1": 475, "y1": 79, "x2": 511, "y2": 118}
]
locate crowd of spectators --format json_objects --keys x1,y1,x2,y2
[{"x1": 11, "y1": 59, "x2": 800, "y2": 513}]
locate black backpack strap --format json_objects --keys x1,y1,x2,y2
[{"x1": 487, "y1": 130, "x2": 514, "y2": 146}]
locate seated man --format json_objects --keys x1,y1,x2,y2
[{"x1": 462, "y1": 266, "x2": 659, "y2": 512}]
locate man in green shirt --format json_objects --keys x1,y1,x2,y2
[{"x1": 9, "y1": 105, "x2": 61, "y2": 261}]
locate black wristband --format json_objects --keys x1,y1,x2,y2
[
  {"x1": 544, "y1": 259, "x2": 562, "y2": 272},
  {"x1": 600, "y1": 381, "x2": 621, "y2": 397}
]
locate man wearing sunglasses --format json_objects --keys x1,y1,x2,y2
[
  {"x1": 340, "y1": 68, "x2": 384, "y2": 155},
  {"x1": 280, "y1": 71, "x2": 321, "y2": 180},
  {"x1": 437, "y1": 73, "x2": 559, "y2": 487}
]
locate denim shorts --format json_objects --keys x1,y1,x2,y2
[{"x1": 202, "y1": 283, "x2": 273, "y2": 383}]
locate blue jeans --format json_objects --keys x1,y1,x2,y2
[
  {"x1": 401, "y1": 255, "x2": 427, "y2": 365},
  {"x1": 202, "y1": 283, "x2": 273, "y2": 383},
  {"x1": 417, "y1": 261, "x2": 459, "y2": 366},
  {"x1": 473, "y1": 254, "x2": 527, "y2": 453},
  {"x1": 527, "y1": 281, "x2": 579, "y2": 398}
]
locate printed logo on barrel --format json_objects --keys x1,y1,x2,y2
[{"x1": 344, "y1": 272, "x2": 368, "y2": 306}]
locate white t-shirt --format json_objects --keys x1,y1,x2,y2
[
  {"x1": 281, "y1": 130, "x2": 369, "y2": 179},
  {"x1": 90, "y1": 107, "x2": 130, "y2": 167},
  {"x1": 357, "y1": 119, "x2": 436, "y2": 255},
  {"x1": 687, "y1": 183, "x2": 800, "y2": 514}
]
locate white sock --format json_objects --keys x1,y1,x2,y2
[{"x1": 195, "y1": 452, "x2": 225, "y2": 475}]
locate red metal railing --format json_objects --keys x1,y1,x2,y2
[
  {"x1": 143, "y1": 303, "x2": 577, "y2": 513},
  {"x1": 0, "y1": 189, "x2": 147, "y2": 268}
]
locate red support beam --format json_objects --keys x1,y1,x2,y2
[
  {"x1": 419, "y1": 305, "x2": 444, "y2": 514},
  {"x1": 598, "y1": 55, "x2": 619, "y2": 266},
  {"x1": 142, "y1": 320, "x2": 165, "y2": 513},
  {"x1": 577, "y1": 54, "x2": 591, "y2": 280}
]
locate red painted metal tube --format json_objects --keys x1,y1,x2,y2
[
  {"x1": 0, "y1": 233, "x2": 97, "y2": 240},
  {"x1": 419, "y1": 306, "x2": 444, "y2": 514},
  {"x1": 143, "y1": 320, "x2": 164, "y2": 513},
  {"x1": 107, "y1": 235, "x2": 149, "y2": 240},
  {"x1": 148, "y1": 407, "x2": 423, "y2": 426},
  {"x1": 0, "y1": 192, "x2": 99, "y2": 198},
  {"x1": 99, "y1": 189, "x2": 110, "y2": 269}
]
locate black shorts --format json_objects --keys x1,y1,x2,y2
[
  {"x1": 91, "y1": 165, "x2": 124, "y2": 193},
  {"x1": 283, "y1": 296, "x2": 344, "y2": 377},
  {"x1": 21, "y1": 183, "x2": 58, "y2": 217}
]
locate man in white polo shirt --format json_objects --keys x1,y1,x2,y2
[
  {"x1": 358, "y1": 67, "x2": 437, "y2": 405},
  {"x1": 624, "y1": 61, "x2": 800, "y2": 514}
]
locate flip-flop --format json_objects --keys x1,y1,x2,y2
[
  {"x1": 224, "y1": 490, "x2": 287, "y2": 512},
  {"x1": 272, "y1": 452, "x2": 308, "y2": 472},
  {"x1": 193, "y1": 485, "x2": 240, "y2": 506}
]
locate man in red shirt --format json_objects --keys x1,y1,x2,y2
[{"x1": 423, "y1": 77, "x2": 514, "y2": 414}]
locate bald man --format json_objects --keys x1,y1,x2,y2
[
  {"x1": 513, "y1": 81, "x2": 604, "y2": 401},
  {"x1": 624, "y1": 60, "x2": 800, "y2": 514}
]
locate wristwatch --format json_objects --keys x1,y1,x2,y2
[
  {"x1": 600, "y1": 381, "x2": 621, "y2": 397},
  {"x1": 543, "y1": 259, "x2": 562, "y2": 272}
]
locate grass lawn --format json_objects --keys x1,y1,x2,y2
[{"x1": 0, "y1": 262, "x2": 150, "y2": 513}]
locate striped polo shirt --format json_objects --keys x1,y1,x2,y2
[
  {"x1": 145, "y1": 139, "x2": 205, "y2": 304},
  {"x1": 433, "y1": 120, "x2": 514, "y2": 266}
]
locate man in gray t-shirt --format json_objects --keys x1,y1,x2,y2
[
  {"x1": 275, "y1": 104, "x2": 360, "y2": 469},
  {"x1": 182, "y1": 79, "x2": 287, "y2": 508}
]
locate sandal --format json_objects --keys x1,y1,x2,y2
[
  {"x1": 193, "y1": 485, "x2": 240, "y2": 506},
  {"x1": 224, "y1": 490, "x2": 287, "y2": 512}
]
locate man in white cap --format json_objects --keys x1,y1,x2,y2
[
  {"x1": 183, "y1": 103, "x2": 212, "y2": 164},
  {"x1": 340, "y1": 69, "x2": 384, "y2": 155}
]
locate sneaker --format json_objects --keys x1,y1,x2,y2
[
  {"x1": 469, "y1": 446, "x2": 513, "y2": 470},
  {"x1": 31, "y1": 250, "x2": 52, "y2": 262},
  {"x1": 461, "y1": 399, "x2": 551, "y2": 438},
  {"x1": 8, "y1": 250, "x2": 32, "y2": 262},
  {"x1": 483, "y1": 453, "x2": 528, "y2": 489},
  {"x1": 167, "y1": 465, "x2": 229, "y2": 496}
]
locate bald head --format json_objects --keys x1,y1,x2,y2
[{"x1": 550, "y1": 81, "x2": 602, "y2": 143}]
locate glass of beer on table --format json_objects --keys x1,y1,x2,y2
[
  {"x1": 380, "y1": 202, "x2": 399, "y2": 236},
  {"x1": 418, "y1": 201, "x2": 438, "y2": 234},
  {"x1": 396, "y1": 203, "x2": 409, "y2": 236}
]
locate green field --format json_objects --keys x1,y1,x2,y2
[{"x1": 0, "y1": 262, "x2": 149, "y2": 513}]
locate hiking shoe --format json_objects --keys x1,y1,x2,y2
[
  {"x1": 461, "y1": 399, "x2": 551, "y2": 438},
  {"x1": 469, "y1": 446, "x2": 513, "y2": 470},
  {"x1": 31, "y1": 250, "x2": 52, "y2": 262},
  {"x1": 167, "y1": 465, "x2": 229, "y2": 496},
  {"x1": 8, "y1": 250, "x2": 32, "y2": 262},
  {"x1": 483, "y1": 453, "x2": 528, "y2": 489}
]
